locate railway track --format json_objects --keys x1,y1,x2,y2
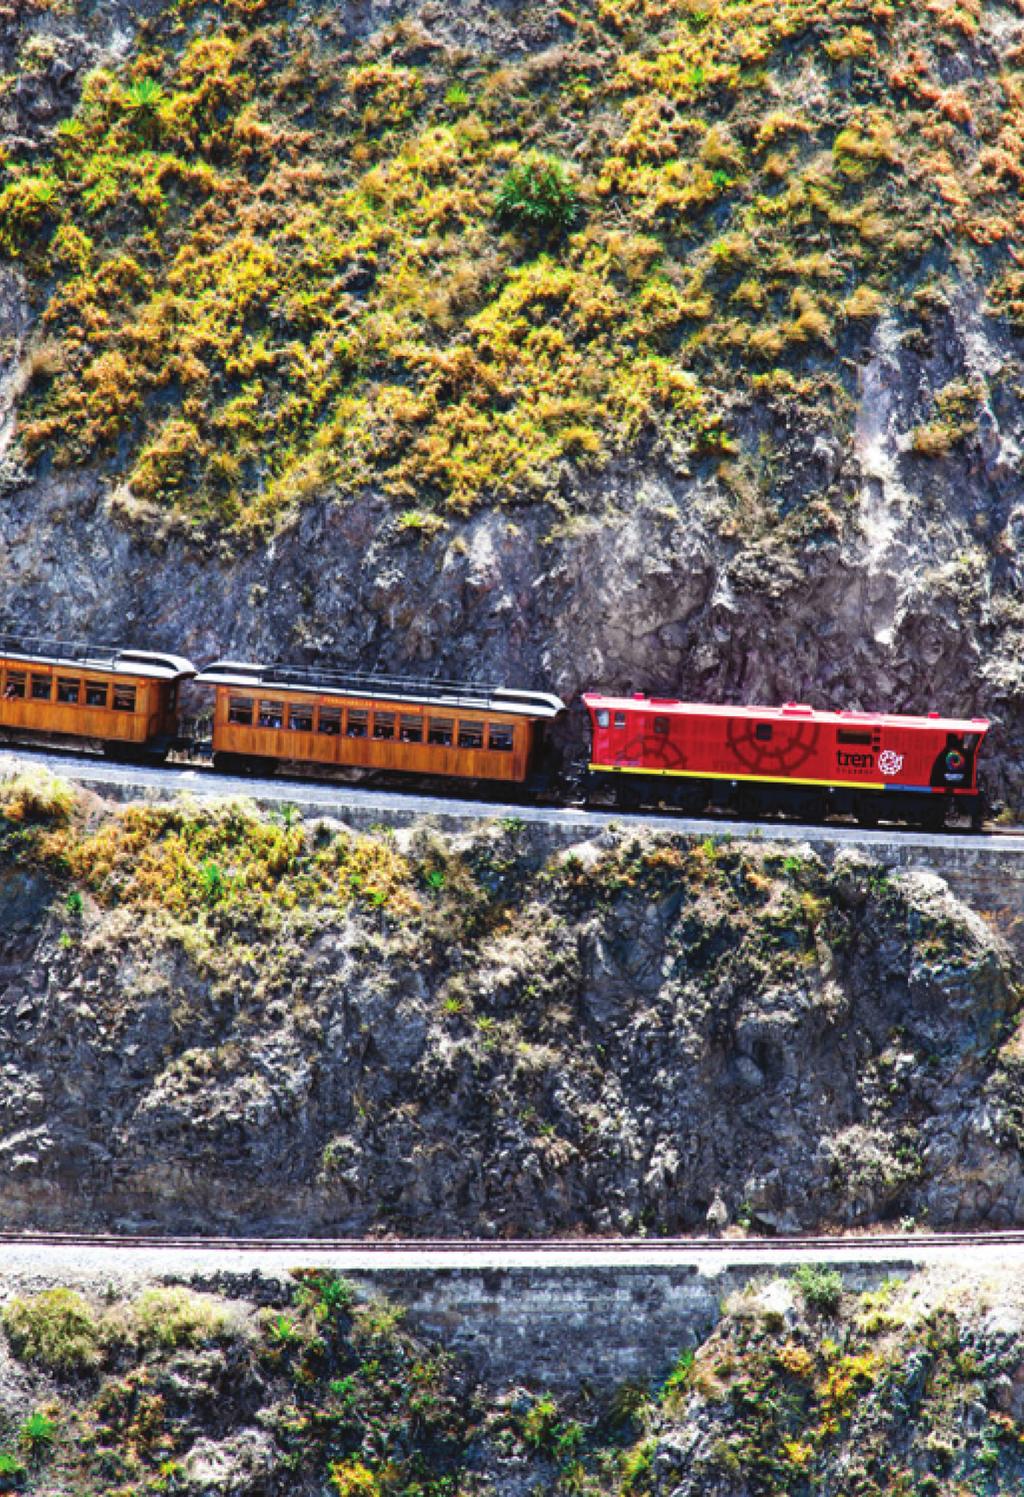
[
  {"x1": 3, "y1": 744, "x2": 1023, "y2": 853},
  {"x1": 1, "y1": 1229, "x2": 1023, "y2": 1255}
]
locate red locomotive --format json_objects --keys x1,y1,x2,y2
[{"x1": 584, "y1": 693, "x2": 989, "y2": 829}]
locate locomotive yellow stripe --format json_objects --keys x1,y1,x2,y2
[{"x1": 588, "y1": 763, "x2": 887, "y2": 791}]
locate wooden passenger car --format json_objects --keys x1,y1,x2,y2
[
  {"x1": 0, "y1": 635, "x2": 196, "y2": 758},
  {"x1": 195, "y1": 661, "x2": 566, "y2": 785}
]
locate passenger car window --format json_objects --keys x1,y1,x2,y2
[
  {"x1": 258, "y1": 699, "x2": 283, "y2": 728},
  {"x1": 57, "y1": 677, "x2": 80, "y2": 704},
  {"x1": 458, "y1": 721, "x2": 484, "y2": 749},
  {"x1": 400, "y1": 714, "x2": 423, "y2": 743},
  {"x1": 318, "y1": 706, "x2": 341, "y2": 735},
  {"x1": 228, "y1": 695, "x2": 253, "y2": 725},
  {"x1": 288, "y1": 703, "x2": 313, "y2": 732},
  {"x1": 85, "y1": 682, "x2": 108, "y2": 708},
  {"x1": 755, "y1": 723, "x2": 773, "y2": 741},
  {"x1": 428, "y1": 716, "x2": 453, "y2": 746},
  {"x1": 373, "y1": 712, "x2": 395, "y2": 740},
  {"x1": 31, "y1": 674, "x2": 51, "y2": 700},
  {"x1": 488, "y1": 724, "x2": 514, "y2": 752},
  {"x1": 3, "y1": 671, "x2": 25, "y2": 700},
  {"x1": 112, "y1": 685, "x2": 136, "y2": 713},
  {"x1": 346, "y1": 709, "x2": 368, "y2": 738}
]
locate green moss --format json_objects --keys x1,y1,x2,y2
[{"x1": 2, "y1": 0, "x2": 1018, "y2": 538}]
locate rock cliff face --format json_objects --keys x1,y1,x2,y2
[
  {"x1": 2, "y1": 769, "x2": 1023, "y2": 1238},
  {"x1": 2, "y1": 0, "x2": 1024, "y2": 800}
]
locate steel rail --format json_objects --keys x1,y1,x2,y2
[{"x1": 0, "y1": 1230, "x2": 1024, "y2": 1253}]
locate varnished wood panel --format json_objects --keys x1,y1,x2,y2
[{"x1": 0, "y1": 657, "x2": 161, "y2": 744}]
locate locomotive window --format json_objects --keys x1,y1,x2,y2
[
  {"x1": 57, "y1": 677, "x2": 80, "y2": 704},
  {"x1": 428, "y1": 716, "x2": 453, "y2": 746},
  {"x1": 318, "y1": 706, "x2": 342, "y2": 735},
  {"x1": 85, "y1": 682, "x2": 108, "y2": 708},
  {"x1": 373, "y1": 712, "x2": 395, "y2": 740},
  {"x1": 112, "y1": 685, "x2": 136, "y2": 713},
  {"x1": 613, "y1": 712, "x2": 626, "y2": 729},
  {"x1": 837, "y1": 729, "x2": 873, "y2": 746},
  {"x1": 754, "y1": 723, "x2": 773, "y2": 741},
  {"x1": 288, "y1": 703, "x2": 313, "y2": 733},
  {"x1": 458, "y1": 720, "x2": 484, "y2": 750},
  {"x1": 596, "y1": 709, "x2": 610, "y2": 728},
  {"x1": 258, "y1": 699, "x2": 283, "y2": 728},
  {"x1": 400, "y1": 714, "x2": 423, "y2": 743},
  {"x1": 653, "y1": 716, "x2": 669, "y2": 735},
  {"x1": 964, "y1": 733, "x2": 977, "y2": 750},
  {"x1": 228, "y1": 695, "x2": 253, "y2": 725},
  {"x1": 346, "y1": 709, "x2": 368, "y2": 738},
  {"x1": 488, "y1": 723, "x2": 514, "y2": 752},
  {"x1": 31, "y1": 674, "x2": 51, "y2": 700},
  {"x1": 3, "y1": 671, "x2": 25, "y2": 700}
]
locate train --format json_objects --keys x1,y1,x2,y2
[{"x1": 0, "y1": 634, "x2": 990, "y2": 831}]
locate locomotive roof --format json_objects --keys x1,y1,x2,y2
[
  {"x1": 582, "y1": 693, "x2": 990, "y2": 735},
  {"x1": 196, "y1": 660, "x2": 567, "y2": 719},
  {"x1": 0, "y1": 635, "x2": 195, "y2": 681}
]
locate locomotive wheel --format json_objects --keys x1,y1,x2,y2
[
  {"x1": 855, "y1": 797, "x2": 880, "y2": 828},
  {"x1": 615, "y1": 779, "x2": 643, "y2": 812}
]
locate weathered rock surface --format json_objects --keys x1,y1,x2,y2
[{"x1": 1, "y1": 781, "x2": 1023, "y2": 1237}]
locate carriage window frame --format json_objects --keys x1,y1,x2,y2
[
  {"x1": 57, "y1": 677, "x2": 80, "y2": 705},
  {"x1": 85, "y1": 681, "x2": 109, "y2": 708},
  {"x1": 258, "y1": 699, "x2": 284, "y2": 729},
  {"x1": 31, "y1": 673, "x2": 52, "y2": 701},
  {"x1": 3, "y1": 670, "x2": 25, "y2": 700},
  {"x1": 400, "y1": 714, "x2": 423, "y2": 744},
  {"x1": 112, "y1": 685, "x2": 136, "y2": 713},
  {"x1": 428, "y1": 716, "x2": 454, "y2": 746},
  {"x1": 488, "y1": 723, "x2": 514, "y2": 752},
  {"x1": 458, "y1": 720, "x2": 484, "y2": 750},
  {"x1": 228, "y1": 695, "x2": 254, "y2": 726},
  {"x1": 373, "y1": 711, "x2": 395, "y2": 741},
  {"x1": 318, "y1": 706, "x2": 342, "y2": 735},
  {"x1": 288, "y1": 702, "x2": 314, "y2": 733},
  {"x1": 346, "y1": 708, "x2": 369, "y2": 739}
]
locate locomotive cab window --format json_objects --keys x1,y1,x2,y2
[
  {"x1": 31, "y1": 674, "x2": 51, "y2": 700},
  {"x1": 228, "y1": 695, "x2": 253, "y2": 725},
  {"x1": 346, "y1": 709, "x2": 368, "y2": 739},
  {"x1": 613, "y1": 712, "x2": 626, "y2": 729},
  {"x1": 428, "y1": 716, "x2": 453, "y2": 746},
  {"x1": 288, "y1": 703, "x2": 313, "y2": 733},
  {"x1": 458, "y1": 720, "x2": 484, "y2": 750},
  {"x1": 3, "y1": 671, "x2": 25, "y2": 700},
  {"x1": 373, "y1": 712, "x2": 395, "y2": 740},
  {"x1": 57, "y1": 678, "x2": 80, "y2": 704},
  {"x1": 755, "y1": 723, "x2": 773, "y2": 741},
  {"x1": 488, "y1": 724, "x2": 514, "y2": 752},
  {"x1": 653, "y1": 716, "x2": 669, "y2": 735},
  {"x1": 596, "y1": 709, "x2": 610, "y2": 728},
  {"x1": 85, "y1": 682, "x2": 108, "y2": 708},
  {"x1": 400, "y1": 714, "x2": 423, "y2": 743},
  {"x1": 112, "y1": 685, "x2": 136, "y2": 713},
  {"x1": 838, "y1": 729, "x2": 873, "y2": 746},
  {"x1": 258, "y1": 699, "x2": 283, "y2": 728},
  {"x1": 318, "y1": 706, "x2": 341, "y2": 735}
]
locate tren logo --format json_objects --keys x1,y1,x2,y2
[{"x1": 878, "y1": 749, "x2": 904, "y2": 777}]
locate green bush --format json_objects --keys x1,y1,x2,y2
[
  {"x1": 0, "y1": 1450, "x2": 25, "y2": 1490},
  {"x1": 495, "y1": 153, "x2": 579, "y2": 235},
  {"x1": 793, "y1": 1265, "x2": 843, "y2": 1316},
  {"x1": 2, "y1": 1289, "x2": 105, "y2": 1373},
  {"x1": 18, "y1": 1413, "x2": 55, "y2": 1460},
  {"x1": 132, "y1": 1287, "x2": 230, "y2": 1349}
]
